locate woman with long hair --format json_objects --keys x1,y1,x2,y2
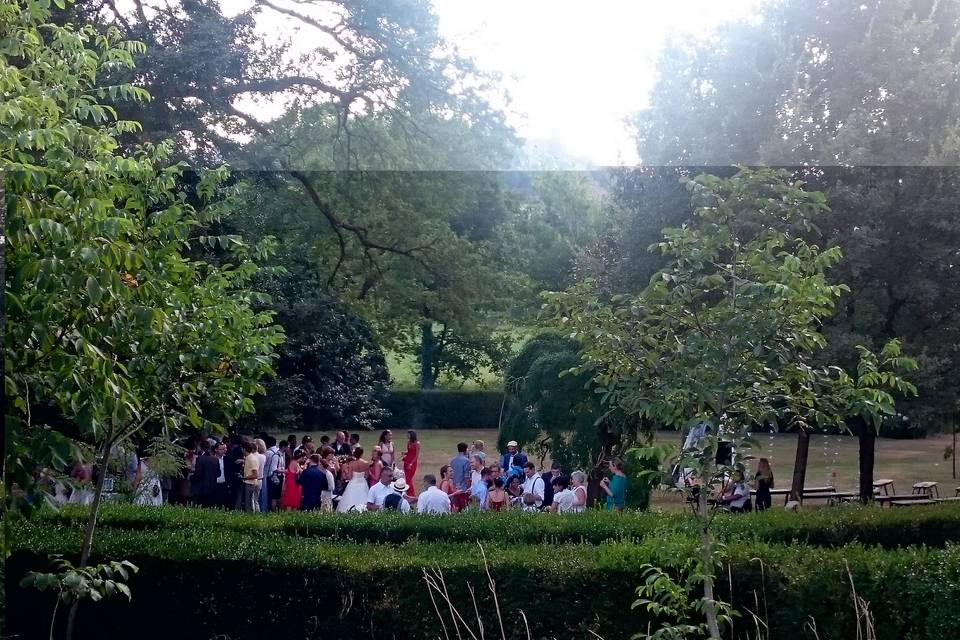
[
  {"x1": 254, "y1": 438, "x2": 268, "y2": 513},
  {"x1": 378, "y1": 430, "x2": 395, "y2": 469},
  {"x1": 402, "y1": 430, "x2": 420, "y2": 497},
  {"x1": 367, "y1": 446, "x2": 384, "y2": 487},
  {"x1": 279, "y1": 453, "x2": 303, "y2": 512},
  {"x1": 337, "y1": 447, "x2": 370, "y2": 513},
  {"x1": 599, "y1": 457, "x2": 627, "y2": 513},
  {"x1": 753, "y1": 458, "x2": 774, "y2": 511}
]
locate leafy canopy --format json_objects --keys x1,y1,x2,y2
[{"x1": 2, "y1": 0, "x2": 282, "y2": 512}]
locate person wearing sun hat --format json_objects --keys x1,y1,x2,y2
[
  {"x1": 500, "y1": 440, "x2": 527, "y2": 477},
  {"x1": 383, "y1": 477, "x2": 412, "y2": 513}
]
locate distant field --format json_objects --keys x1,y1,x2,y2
[
  {"x1": 385, "y1": 324, "x2": 532, "y2": 390},
  {"x1": 274, "y1": 429, "x2": 958, "y2": 507}
]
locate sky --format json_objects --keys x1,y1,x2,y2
[
  {"x1": 219, "y1": 0, "x2": 764, "y2": 167},
  {"x1": 430, "y1": 0, "x2": 763, "y2": 166}
]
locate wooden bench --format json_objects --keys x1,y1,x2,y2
[
  {"x1": 876, "y1": 493, "x2": 936, "y2": 507},
  {"x1": 891, "y1": 499, "x2": 938, "y2": 507},
  {"x1": 912, "y1": 481, "x2": 940, "y2": 499},
  {"x1": 955, "y1": 486, "x2": 959, "y2": 497},
  {"x1": 873, "y1": 479, "x2": 895, "y2": 496},
  {"x1": 936, "y1": 496, "x2": 960, "y2": 504}
]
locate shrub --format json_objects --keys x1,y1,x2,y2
[
  {"x1": 383, "y1": 389, "x2": 503, "y2": 429},
  {"x1": 6, "y1": 518, "x2": 959, "y2": 640},
  {"x1": 36, "y1": 502, "x2": 960, "y2": 548}
]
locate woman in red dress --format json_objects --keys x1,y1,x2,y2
[
  {"x1": 402, "y1": 430, "x2": 421, "y2": 497},
  {"x1": 279, "y1": 454, "x2": 304, "y2": 511},
  {"x1": 367, "y1": 446, "x2": 384, "y2": 487}
]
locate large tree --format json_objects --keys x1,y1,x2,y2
[
  {"x1": 543, "y1": 168, "x2": 915, "y2": 638},
  {"x1": 3, "y1": 2, "x2": 282, "y2": 635},
  {"x1": 631, "y1": 0, "x2": 960, "y2": 429},
  {"x1": 62, "y1": 2, "x2": 538, "y2": 389}
]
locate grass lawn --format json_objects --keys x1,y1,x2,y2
[{"x1": 275, "y1": 428, "x2": 958, "y2": 507}]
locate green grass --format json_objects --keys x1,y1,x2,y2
[{"x1": 385, "y1": 323, "x2": 534, "y2": 390}]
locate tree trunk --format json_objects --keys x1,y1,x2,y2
[
  {"x1": 789, "y1": 424, "x2": 811, "y2": 503},
  {"x1": 699, "y1": 491, "x2": 721, "y2": 640},
  {"x1": 65, "y1": 440, "x2": 113, "y2": 640},
  {"x1": 857, "y1": 419, "x2": 876, "y2": 504},
  {"x1": 419, "y1": 322, "x2": 436, "y2": 390}
]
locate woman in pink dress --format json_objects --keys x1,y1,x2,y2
[
  {"x1": 378, "y1": 430, "x2": 395, "y2": 469},
  {"x1": 279, "y1": 455, "x2": 303, "y2": 511},
  {"x1": 402, "y1": 430, "x2": 420, "y2": 497}
]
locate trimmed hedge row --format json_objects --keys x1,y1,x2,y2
[
  {"x1": 383, "y1": 389, "x2": 503, "y2": 428},
  {"x1": 6, "y1": 519, "x2": 960, "y2": 640},
  {"x1": 38, "y1": 502, "x2": 960, "y2": 548}
]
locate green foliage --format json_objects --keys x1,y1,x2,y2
[
  {"x1": 542, "y1": 167, "x2": 917, "y2": 637},
  {"x1": 34, "y1": 503, "x2": 960, "y2": 549},
  {"x1": 249, "y1": 274, "x2": 390, "y2": 431},
  {"x1": 631, "y1": 0, "x2": 960, "y2": 429},
  {"x1": 2, "y1": 0, "x2": 282, "y2": 513},
  {"x1": 6, "y1": 511, "x2": 960, "y2": 640},
  {"x1": 21, "y1": 556, "x2": 138, "y2": 605},
  {"x1": 382, "y1": 389, "x2": 503, "y2": 429}
]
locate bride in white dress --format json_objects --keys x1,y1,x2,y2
[{"x1": 337, "y1": 450, "x2": 370, "y2": 513}]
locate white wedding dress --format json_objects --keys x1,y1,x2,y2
[{"x1": 337, "y1": 471, "x2": 369, "y2": 513}]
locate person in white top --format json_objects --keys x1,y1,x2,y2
[
  {"x1": 254, "y1": 438, "x2": 268, "y2": 513},
  {"x1": 416, "y1": 474, "x2": 451, "y2": 514},
  {"x1": 520, "y1": 462, "x2": 544, "y2": 511},
  {"x1": 366, "y1": 468, "x2": 410, "y2": 512},
  {"x1": 548, "y1": 476, "x2": 575, "y2": 513},
  {"x1": 570, "y1": 470, "x2": 588, "y2": 513}
]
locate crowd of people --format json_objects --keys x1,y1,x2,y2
[
  {"x1": 51, "y1": 428, "x2": 780, "y2": 516},
  {"x1": 182, "y1": 431, "x2": 629, "y2": 514}
]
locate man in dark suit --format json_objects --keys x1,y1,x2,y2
[
  {"x1": 297, "y1": 454, "x2": 328, "y2": 511},
  {"x1": 541, "y1": 462, "x2": 562, "y2": 508},
  {"x1": 226, "y1": 434, "x2": 247, "y2": 509},
  {"x1": 191, "y1": 440, "x2": 221, "y2": 507}
]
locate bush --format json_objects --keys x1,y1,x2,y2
[
  {"x1": 383, "y1": 389, "x2": 503, "y2": 429},
  {"x1": 6, "y1": 517, "x2": 960, "y2": 640},
  {"x1": 36, "y1": 502, "x2": 960, "y2": 548}
]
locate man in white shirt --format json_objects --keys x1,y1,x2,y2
[
  {"x1": 416, "y1": 474, "x2": 451, "y2": 514},
  {"x1": 520, "y1": 462, "x2": 544, "y2": 511},
  {"x1": 366, "y1": 468, "x2": 411, "y2": 513}
]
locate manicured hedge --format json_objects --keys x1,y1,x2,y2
[
  {"x1": 37, "y1": 502, "x2": 960, "y2": 548},
  {"x1": 383, "y1": 389, "x2": 503, "y2": 428},
  {"x1": 6, "y1": 519, "x2": 960, "y2": 640}
]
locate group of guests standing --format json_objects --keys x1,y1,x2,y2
[
  {"x1": 181, "y1": 433, "x2": 629, "y2": 515},
  {"x1": 184, "y1": 429, "x2": 421, "y2": 513},
  {"x1": 424, "y1": 440, "x2": 627, "y2": 514}
]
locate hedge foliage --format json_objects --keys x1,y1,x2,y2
[
  {"x1": 6, "y1": 516, "x2": 960, "y2": 640},
  {"x1": 37, "y1": 502, "x2": 960, "y2": 548},
  {"x1": 383, "y1": 389, "x2": 503, "y2": 428}
]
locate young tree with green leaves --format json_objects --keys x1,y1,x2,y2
[
  {"x1": 3, "y1": 2, "x2": 282, "y2": 637},
  {"x1": 543, "y1": 168, "x2": 915, "y2": 639}
]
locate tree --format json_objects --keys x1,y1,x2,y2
[
  {"x1": 3, "y1": 2, "x2": 281, "y2": 636},
  {"x1": 631, "y1": 0, "x2": 960, "y2": 430},
  {"x1": 500, "y1": 332, "x2": 644, "y2": 503},
  {"x1": 252, "y1": 272, "x2": 390, "y2": 431},
  {"x1": 543, "y1": 168, "x2": 914, "y2": 638}
]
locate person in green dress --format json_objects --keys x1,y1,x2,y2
[{"x1": 600, "y1": 457, "x2": 627, "y2": 512}]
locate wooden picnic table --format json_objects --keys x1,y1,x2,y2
[
  {"x1": 912, "y1": 481, "x2": 940, "y2": 498},
  {"x1": 873, "y1": 479, "x2": 895, "y2": 496}
]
